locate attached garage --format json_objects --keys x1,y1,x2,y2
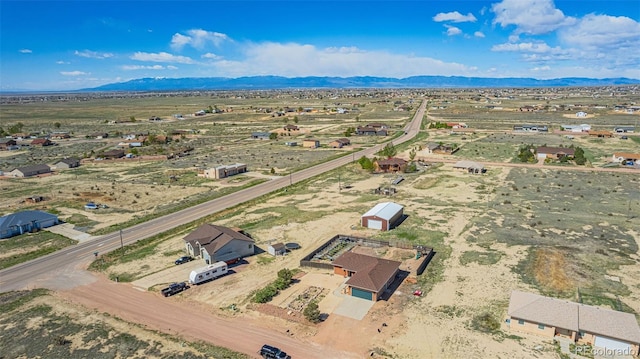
[
  {"x1": 351, "y1": 287, "x2": 373, "y2": 300},
  {"x1": 594, "y1": 335, "x2": 632, "y2": 352},
  {"x1": 361, "y1": 202, "x2": 403, "y2": 231}
]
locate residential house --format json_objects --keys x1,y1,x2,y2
[
  {"x1": 536, "y1": 146, "x2": 575, "y2": 160},
  {"x1": 614, "y1": 126, "x2": 635, "y2": 133},
  {"x1": 374, "y1": 158, "x2": 407, "y2": 173},
  {"x1": 0, "y1": 210, "x2": 60, "y2": 239},
  {"x1": 361, "y1": 202, "x2": 404, "y2": 231},
  {"x1": 329, "y1": 138, "x2": 351, "y2": 148},
  {"x1": 9, "y1": 164, "x2": 51, "y2": 178},
  {"x1": 446, "y1": 122, "x2": 468, "y2": 129},
  {"x1": 88, "y1": 132, "x2": 108, "y2": 139},
  {"x1": 30, "y1": 138, "x2": 53, "y2": 147},
  {"x1": 101, "y1": 149, "x2": 125, "y2": 159},
  {"x1": 507, "y1": 290, "x2": 640, "y2": 355},
  {"x1": 0, "y1": 139, "x2": 17, "y2": 151},
  {"x1": 183, "y1": 224, "x2": 255, "y2": 264},
  {"x1": 302, "y1": 139, "x2": 320, "y2": 148},
  {"x1": 283, "y1": 124, "x2": 299, "y2": 131},
  {"x1": 50, "y1": 132, "x2": 70, "y2": 139},
  {"x1": 332, "y1": 251, "x2": 401, "y2": 301},
  {"x1": 611, "y1": 153, "x2": 640, "y2": 165},
  {"x1": 576, "y1": 111, "x2": 588, "y2": 117},
  {"x1": 54, "y1": 157, "x2": 80, "y2": 169},
  {"x1": 356, "y1": 123, "x2": 389, "y2": 136},
  {"x1": 284, "y1": 141, "x2": 297, "y2": 147},
  {"x1": 561, "y1": 124, "x2": 591, "y2": 132},
  {"x1": 425, "y1": 142, "x2": 457, "y2": 155},
  {"x1": 513, "y1": 125, "x2": 549, "y2": 132},
  {"x1": 199, "y1": 163, "x2": 248, "y2": 179},
  {"x1": 589, "y1": 130, "x2": 613, "y2": 138},
  {"x1": 251, "y1": 132, "x2": 271, "y2": 140},
  {"x1": 453, "y1": 160, "x2": 486, "y2": 174}
]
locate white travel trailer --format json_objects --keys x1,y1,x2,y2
[{"x1": 189, "y1": 261, "x2": 228, "y2": 285}]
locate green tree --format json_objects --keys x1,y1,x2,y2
[
  {"x1": 378, "y1": 143, "x2": 397, "y2": 158},
  {"x1": 409, "y1": 148, "x2": 417, "y2": 161},
  {"x1": 54, "y1": 122, "x2": 61, "y2": 129},
  {"x1": 269, "y1": 132, "x2": 278, "y2": 140},
  {"x1": 517, "y1": 145, "x2": 536, "y2": 163},
  {"x1": 404, "y1": 162, "x2": 417, "y2": 173},
  {"x1": 574, "y1": 146, "x2": 586, "y2": 165},
  {"x1": 358, "y1": 156, "x2": 374, "y2": 171},
  {"x1": 293, "y1": 116, "x2": 299, "y2": 124},
  {"x1": 8, "y1": 122, "x2": 24, "y2": 134},
  {"x1": 303, "y1": 301, "x2": 321, "y2": 323},
  {"x1": 277, "y1": 268, "x2": 293, "y2": 283},
  {"x1": 270, "y1": 167, "x2": 276, "y2": 174},
  {"x1": 129, "y1": 116, "x2": 136, "y2": 122}
]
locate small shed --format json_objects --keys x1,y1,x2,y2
[
  {"x1": 267, "y1": 243, "x2": 287, "y2": 256},
  {"x1": 361, "y1": 202, "x2": 404, "y2": 231}
]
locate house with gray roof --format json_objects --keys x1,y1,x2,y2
[
  {"x1": 361, "y1": 202, "x2": 404, "y2": 231},
  {"x1": 183, "y1": 224, "x2": 254, "y2": 264},
  {"x1": 9, "y1": 164, "x2": 51, "y2": 178},
  {"x1": 54, "y1": 157, "x2": 80, "y2": 169},
  {"x1": 507, "y1": 290, "x2": 640, "y2": 355},
  {"x1": 0, "y1": 210, "x2": 60, "y2": 239},
  {"x1": 332, "y1": 251, "x2": 401, "y2": 301}
]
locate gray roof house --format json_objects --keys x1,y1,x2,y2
[
  {"x1": 54, "y1": 157, "x2": 81, "y2": 169},
  {"x1": 9, "y1": 164, "x2": 51, "y2": 178},
  {"x1": 507, "y1": 290, "x2": 640, "y2": 355},
  {"x1": 183, "y1": 224, "x2": 255, "y2": 264},
  {"x1": 0, "y1": 210, "x2": 60, "y2": 239}
]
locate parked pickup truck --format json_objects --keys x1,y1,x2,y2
[{"x1": 161, "y1": 282, "x2": 188, "y2": 297}]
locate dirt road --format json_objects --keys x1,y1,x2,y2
[{"x1": 58, "y1": 274, "x2": 360, "y2": 359}]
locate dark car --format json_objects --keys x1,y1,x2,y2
[
  {"x1": 161, "y1": 282, "x2": 188, "y2": 297},
  {"x1": 260, "y1": 344, "x2": 291, "y2": 359},
  {"x1": 174, "y1": 256, "x2": 193, "y2": 265}
]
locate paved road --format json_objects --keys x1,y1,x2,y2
[{"x1": 0, "y1": 98, "x2": 428, "y2": 292}]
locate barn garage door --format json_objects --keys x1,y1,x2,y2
[
  {"x1": 351, "y1": 288, "x2": 373, "y2": 300},
  {"x1": 594, "y1": 336, "x2": 631, "y2": 352},
  {"x1": 367, "y1": 219, "x2": 383, "y2": 230}
]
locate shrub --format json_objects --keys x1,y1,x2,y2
[{"x1": 303, "y1": 301, "x2": 321, "y2": 323}]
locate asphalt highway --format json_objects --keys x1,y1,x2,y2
[{"x1": 0, "y1": 99, "x2": 428, "y2": 292}]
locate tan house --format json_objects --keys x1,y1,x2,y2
[
  {"x1": 302, "y1": 139, "x2": 320, "y2": 148},
  {"x1": 329, "y1": 138, "x2": 351, "y2": 148},
  {"x1": 332, "y1": 251, "x2": 401, "y2": 301},
  {"x1": 507, "y1": 290, "x2": 640, "y2": 355},
  {"x1": 183, "y1": 224, "x2": 254, "y2": 264},
  {"x1": 9, "y1": 164, "x2": 51, "y2": 178},
  {"x1": 374, "y1": 158, "x2": 407, "y2": 173},
  {"x1": 199, "y1": 163, "x2": 247, "y2": 179},
  {"x1": 536, "y1": 146, "x2": 575, "y2": 160}
]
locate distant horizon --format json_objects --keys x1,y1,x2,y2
[{"x1": 2, "y1": 0, "x2": 639, "y2": 91}]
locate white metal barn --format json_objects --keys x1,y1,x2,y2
[{"x1": 361, "y1": 202, "x2": 404, "y2": 231}]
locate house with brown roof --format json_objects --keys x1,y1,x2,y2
[
  {"x1": 332, "y1": 251, "x2": 401, "y2": 301},
  {"x1": 536, "y1": 146, "x2": 575, "y2": 160},
  {"x1": 183, "y1": 224, "x2": 255, "y2": 264},
  {"x1": 374, "y1": 158, "x2": 407, "y2": 173},
  {"x1": 0, "y1": 139, "x2": 17, "y2": 150},
  {"x1": 612, "y1": 152, "x2": 640, "y2": 165},
  {"x1": 283, "y1": 124, "x2": 299, "y2": 131},
  {"x1": 30, "y1": 138, "x2": 53, "y2": 147},
  {"x1": 329, "y1": 138, "x2": 351, "y2": 148},
  {"x1": 100, "y1": 149, "x2": 125, "y2": 159},
  {"x1": 507, "y1": 290, "x2": 640, "y2": 355},
  {"x1": 589, "y1": 130, "x2": 613, "y2": 138}
]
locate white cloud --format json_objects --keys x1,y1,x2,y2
[
  {"x1": 60, "y1": 71, "x2": 89, "y2": 76},
  {"x1": 201, "y1": 52, "x2": 222, "y2": 60},
  {"x1": 205, "y1": 42, "x2": 473, "y2": 78},
  {"x1": 474, "y1": 31, "x2": 485, "y2": 38},
  {"x1": 531, "y1": 65, "x2": 551, "y2": 72},
  {"x1": 558, "y1": 14, "x2": 640, "y2": 51},
  {"x1": 19, "y1": 49, "x2": 32, "y2": 54},
  {"x1": 491, "y1": 41, "x2": 562, "y2": 54},
  {"x1": 167, "y1": 65, "x2": 178, "y2": 70},
  {"x1": 130, "y1": 52, "x2": 195, "y2": 64},
  {"x1": 433, "y1": 11, "x2": 477, "y2": 23},
  {"x1": 56, "y1": 60, "x2": 70, "y2": 65},
  {"x1": 491, "y1": 0, "x2": 575, "y2": 35},
  {"x1": 445, "y1": 25, "x2": 462, "y2": 36},
  {"x1": 74, "y1": 50, "x2": 114, "y2": 59},
  {"x1": 121, "y1": 65, "x2": 166, "y2": 70},
  {"x1": 170, "y1": 29, "x2": 230, "y2": 50}
]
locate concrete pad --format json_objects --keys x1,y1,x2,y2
[
  {"x1": 45, "y1": 223, "x2": 94, "y2": 242},
  {"x1": 331, "y1": 291, "x2": 375, "y2": 321}
]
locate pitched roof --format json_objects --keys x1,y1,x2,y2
[
  {"x1": 332, "y1": 252, "x2": 400, "y2": 293},
  {"x1": 376, "y1": 158, "x2": 407, "y2": 166},
  {"x1": 183, "y1": 224, "x2": 254, "y2": 255},
  {"x1": 362, "y1": 202, "x2": 403, "y2": 221},
  {"x1": 613, "y1": 152, "x2": 640, "y2": 160},
  {"x1": 509, "y1": 291, "x2": 640, "y2": 343},
  {"x1": 12, "y1": 164, "x2": 51, "y2": 174},
  {"x1": 0, "y1": 210, "x2": 58, "y2": 232},
  {"x1": 536, "y1": 146, "x2": 576, "y2": 156},
  {"x1": 57, "y1": 157, "x2": 80, "y2": 165},
  {"x1": 453, "y1": 160, "x2": 484, "y2": 170}
]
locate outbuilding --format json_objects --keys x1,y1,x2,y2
[
  {"x1": 267, "y1": 243, "x2": 287, "y2": 256},
  {"x1": 361, "y1": 202, "x2": 403, "y2": 231}
]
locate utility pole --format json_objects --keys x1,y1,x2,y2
[
  {"x1": 338, "y1": 174, "x2": 341, "y2": 192},
  {"x1": 289, "y1": 171, "x2": 292, "y2": 186},
  {"x1": 119, "y1": 229, "x2": 124, "y2": 254}
]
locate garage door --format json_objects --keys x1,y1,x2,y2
[
  {"x1": 594, "y1": 335, "x2": 631, "y2": 352},
  {"x1": 351, "y1": 288, "x2": 373, "y2": 300},
  {"x1": 367, "y1": 219, "x2": 383, "y2": 230}
]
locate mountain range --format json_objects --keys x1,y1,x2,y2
[{"x1": 83, "y1": 75, "x2": 640, "y2": 92}]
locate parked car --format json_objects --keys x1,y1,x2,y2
[
  {"x1": 259, "y1": 344, "x2": 291, "y2": 359},
  {"x1": 175, "y1": 256, "x2": 193, "y2": 265},
  {"x1": 161, "y1": 282, "x2": 188, "y2": 297}
]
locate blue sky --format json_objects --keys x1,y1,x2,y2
[{"x1": 1, "y1": 0, "x2": 639, "y2": 91}]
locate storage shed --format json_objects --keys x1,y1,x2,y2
[
  {"x1": 267, "y1": 243, "x2": 287, "y2": 256},
  {"x1": 361, "y1": 202, "x2": 403, "y2": 231}
]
